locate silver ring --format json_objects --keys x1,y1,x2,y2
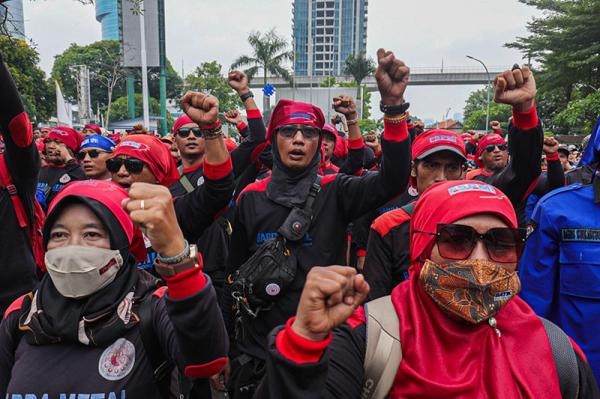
[{"x1": 140, "y1": 200, "x2": 145, "y2": 210}]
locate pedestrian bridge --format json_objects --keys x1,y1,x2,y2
[{"x1": 249, "y1": 66, "x2": 511, "y2": 91}]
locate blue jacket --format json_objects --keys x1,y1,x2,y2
[{"x1": 519, "y1": 183, "x2": 600, "y2": 382}]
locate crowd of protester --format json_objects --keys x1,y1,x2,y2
[{"x1": 0, "y1": 44, "x2": 599, "y2": 399}]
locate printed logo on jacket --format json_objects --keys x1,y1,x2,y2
[{"x1": 7, "y1": 390, "x2": 126, "y2": 398}]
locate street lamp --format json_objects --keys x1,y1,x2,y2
[{"x1": 466, "y1": 55, "x2": 491, "y2": 132}]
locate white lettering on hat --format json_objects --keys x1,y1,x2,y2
[
  {"x1": 119, "y1": 141, "x2": 142, "y2": 149},
  {"x1": 430, "y1": 135, "x2": 457, "y2": 143},
  {"x1": 448, "y1": 183, "x2": 496, "y2": 196}
]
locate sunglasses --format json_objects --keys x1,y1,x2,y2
[
  {"x1": 176, "y1": 127, "x2": 202, "y2": 138},
  {"x1": 277, "y1": 124, "x2": 321, "y2": 140},
  {"x1": 484, "y1": 144, "x2": 508, "y2": 153},
  {"x1": 105, "y1": 157, "x2": 145, "y2": 174},
  {"x1": 76, "y1": 149, "x2": 108, "y2": 161},
  {"x1": 416, "y1": 223, "x2": 525, "y2": 263}
]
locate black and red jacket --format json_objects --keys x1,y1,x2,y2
[
  {"x1": 0, "y1": 268, "x2": 228, "y2": 398},
  {"x1": 224, "y1": 121, "x2": 411, "y2": 360},
  {"x1": 364, "y1": 108, "x2": 543, "y2": 300},
  {"x1": 36, "y1": 161, "x2": 87, "y2": 209},
  {"x1": 251, "y1": 311, "x2": 598, "y2": 398},
  {"x1": 321, "y1": 137, "x2": 365, "y2": 176},
  {"x1": 0, "y1": 51, "x2": 40, "y2": 317}
]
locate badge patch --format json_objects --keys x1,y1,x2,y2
[
  {"x1": 98, "y1": 338, "x2": 136, "y2": 381},
  {"x1": 448, "y1": 183, "x2": 496, "y2": 196},
  {"x1": 197, "y1": 176, "x2": 205, "y2": 186},
  {"x1": 561, "y1": 228, "x2": 600, "y2": 242},
  {"x1": 526, "y1": 222, "x2": 537, "y2": 239},
  {"x1": 59, "y1": 174, "x2": 71, "y2": 184}
]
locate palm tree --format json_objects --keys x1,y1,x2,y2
[
  {"x1": 344, "y1": 51, "x2": 376, "y2": 118},
  {"x1": 231, "y1": 28, "x2": 293, "y2": 111}
]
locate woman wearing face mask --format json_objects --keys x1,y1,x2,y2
[
  {"x1": 0, "y1": 180, "x2": 228, "y2": 398},
  {"x1": 253, "y1": 180, "x2": 599, "y2": 398}
]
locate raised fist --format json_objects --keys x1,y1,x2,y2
[
  {"x1": 494, "y1": 66, "x2": 536, "y2": 112},
  {"x1": 181, "y1": 91, "x2": 219, "y2": 127},
  {"x1": 228, "y1": 70, "x2": 250, "y2": 95},
  {"x1": 375, "y1": 48, "x2": 410, "y2": 106},
  {"x1": 224, "y1": 110, "x2": 243, "y2": 125},
  {"x1": 543, "y1": 136, "x2": 559, "y2": 155},
  {"x1": 490, "y1": 121, "x2": 501, "y2": 131},
  {"x1": 292, "y1": 266, "x2": 369, "y2": 341},
  {"x1": 332, "y1": 95, "x2": 357, "y2": 119}
]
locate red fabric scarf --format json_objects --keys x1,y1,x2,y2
[{"x1": 388, "y1": 180, "x2": 561, "y2": 398}]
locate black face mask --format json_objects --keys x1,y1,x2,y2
[{"x1": 266, "y1": 132, "x2": 322, "y2": 208}]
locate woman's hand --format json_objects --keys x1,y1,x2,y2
[
  {"x1": 292, "y1": 266, "x2": 369, "y2": 341},
  {"x1": 122, "y1": 182, "x2": 186, "y2": 258}
]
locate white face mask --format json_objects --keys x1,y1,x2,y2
[{"x1": 45, "y1": 246, "x2": 124, "y2": 299}]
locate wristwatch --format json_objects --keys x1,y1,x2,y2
[
  {"x1": 154, "y1": 244, "x2": 199, "y2": 277},
  {"x1": 380, "y1": 101, "x2": 410, "y2": 116},
  {"x1": 240, "y1": 91, "x2": 254, "y2": 102}
]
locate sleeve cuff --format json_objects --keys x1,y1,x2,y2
[
  {"x1": 203, "y1": 157, "x2": 233, "y2": 180},
  {"x1": 8, "y1": 112, "x2": 33, "y2": 148},
  {"x1": 383, "y1": 119, "x2": 408, "y2": 142},
  {"x1": 246, "y1": 109, "x2": 262, "y2": 120},
  {"x1": 512, "y1": 102, "x2": 539, "y2": 131},
  {"x1": 236, "y1": 121, "x2": 247, "y2": 132},
  {"x1": 348, "y1": 137, "x2": 365, "y2": 150},
  {"x1": 164, "y1": 266, "x2": 206, "y2": 300},
  {"x1": 201, "y1": 119, "x2": 222, "y2": 130},
  {"x1": 546, "y1": 152, "x2": 559, "y2": 161},
  {"x1": 356, "y1": 249, "x2": 367, "y2": 258},
  {"x1": 185, "y1": 357, "x2": 229, "y2": 378},
  {"x1": 275, "y1": 317, "x2": 332, "y2": 364}
]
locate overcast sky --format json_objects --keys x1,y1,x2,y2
[{"x1": 22, "y1": 0, "x2": 541, "y2": 122}]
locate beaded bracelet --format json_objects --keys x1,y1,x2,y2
[
  {"x1": 384, "y1": 113, "x2": 408, "y2": 124},
  {"x1": 201, "y1": 124, "x2": 224, "y2": 139},
  {"x1": 157, "y1": 239, "x2": 190, "y2": 264}
]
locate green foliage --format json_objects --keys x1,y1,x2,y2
[
  {"x1": 359, "y1": 118, "x2": 383, "y2": 133},
  {"x1": 553, "y1": 90, "x2": 600, "y2": 135},
  {"x1": 463, "y1": 102, "x2": 512, "y2": 132},
  {"x1": 108, "y1": 93, "x2": 174, "y2": 132},
  {"x1": 507, "y1": 0, "x2": 600, "y2": 133},
  {"x1": 362, "y1": 86, "x2": 372, "y2": 119},
  {"x1": 185, "y1": 61, "x2": 242, "y2": 112},
  {"x1": 321, "y1": 76, "x2": 337, "y2": 87},
  {"x1": 0, "y1": 37, "x2": 53, "y2": 124}
]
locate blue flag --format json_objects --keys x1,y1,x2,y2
[{"x1": 579, "y1": 116, "x2": 600, "y2": 166}]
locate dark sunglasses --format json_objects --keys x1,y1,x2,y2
[
  {"x1": 484, "y1": 144, "x2": 508, "y2": 153},
  {"x1": 76, "y1": 149, "x2": 108, "y2": 160},
  {"x1": 416, "y1": 223, "x2": 525, "y2": 263},
  {"x1": 176, "y1": 127, "x2": 202, "y2": 138},
  {"x1": 277, "y1": 124, "x2": 321, "y2": 140},
  {"x1": 105, "y1": 157, "x2": 145, "y2": 174}
]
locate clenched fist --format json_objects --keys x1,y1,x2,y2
[
  {"x1": 332, "y1": 95, "x2": 357, "y2": 119},
  {"x1": 122, "y1": 183, "x2": 186, "y2": 258},
  {"x1": 543, "y1": 137, "x2": 559, "y2": 155},
  {"x1": 292, "y1": 266, "x2": 369, "y2": 341},
  {"x1": 228, "y1": 70, "x2": 250, "y2": 95},
  {"x1": 375, "y1": 48, "x2": 410, "y2": 106},
  {"x1": 494, "y1": 66, "x2": 536, "y2": 112},
  {"x1": 181, "y1": 91, "x2": 220, "y2": 127},
  {"x1": 224, "y1": 110, "x2": 243, "y2": 125}
]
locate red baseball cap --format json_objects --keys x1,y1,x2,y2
[{"x1": 412, "y1": 129, "x2": 467, "y2": 162}]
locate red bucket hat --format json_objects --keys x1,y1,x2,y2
[
  {"x1": 266, "y1": 99, "x2": 325, "y2": 143},
  {"x1": 112, "y1": 135, "x2": 179, "y2": 187}
]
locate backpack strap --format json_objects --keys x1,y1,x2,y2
[
  {"x1": 137, "y1": 293, "x2": 174, "y2": 399},
  {"x1": 0, "y1": 156, "x2": 28, "y2": 228},
  {"x1": 362, "y1": 295, "x2": 402, "y2": 399},
  {"x1": 400, "y1": 202, "x2": 415, "y2": 217},
  {"x1": 179, "y1": 174, "x2": 196, "y2": 194},
  {"x1": 540, "y1": 317, "x2": 580, "y2": 399}
]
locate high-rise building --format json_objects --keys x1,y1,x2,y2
[
  {"x1": 292, "y1": 0, "x2": 368, "y2": 76},
  {"x1": 1, "y1": 0, "x2": 26, "y2": 40},
  {"x1": 95, "y1": 0, "x2": 120, "y2": 40}
]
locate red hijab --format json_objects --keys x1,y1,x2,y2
[{"x1": 388, "y1": 180, "x2": 561, "y2": 398}]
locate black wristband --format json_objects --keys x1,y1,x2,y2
[
  {"x1": 380, "y1": 101, "x2": 410, "y2": 116},
  {"x1": 240, "y1": 91, "x2": 254, "y2": 102}
]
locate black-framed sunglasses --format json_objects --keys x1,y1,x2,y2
[
  {"x1": 106, "y1": 157, "x2": 145, "y2": 174},
  {"x1": 176, "y1": 127, "x2": 202, "y2": 138},
  {"x1": 484, "y1": 144, "x2": 508, "y2": 153},
  {"x1": 277, "y1": 124, "x2": 321, "y2": 140},
  {"x1": 76, "y1": 149, "x2": 108, "y2": 161},
  {"x1": 415, "y1": 223, "x2": 526, "y2": 263}
]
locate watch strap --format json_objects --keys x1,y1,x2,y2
[
  {"x1": 240, "y1": 91, "x2": 254, "y2": 102},
  {"x1": 380, "y1": 101, "x2": 410, "y2": 116},
  {"x1": 154, "y1": 257, "x2": 198, "y2": 277}
]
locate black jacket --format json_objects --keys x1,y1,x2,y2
[
  {"x1": 0, "y1": 52, "x2": 39, "y2": 317},
  {"x1": 224, "y1": 123, "x2": 411, "y2": 360},
  {"x1": 37, "y1": 162, "x2": 87, "y2": 209}
]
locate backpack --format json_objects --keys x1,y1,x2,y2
[
  {"x1": 362, "y1": 296, "x2": 580, "y2": 399},
  {"x1": 0, "y1": 155, "x2": 46, "y2": 272}
]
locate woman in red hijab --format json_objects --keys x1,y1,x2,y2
[{"x1": 254, "y1": 180, "x2": 599, "y2": 398}]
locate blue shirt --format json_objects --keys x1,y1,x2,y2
[{"x1": 519, "y1": 183, "x2": 600, "y2": 382}]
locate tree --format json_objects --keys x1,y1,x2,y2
[
  {"x1": 0, "y1": 37, "x2": 53, "y2": 124},
  {"x1": 463, "y1": 102, "x2": 512, "y2": 132},
  {"x1": 185, "y1": 61, "x2": 242, "y2": 112},
  {"x1": 344, "y1": 51, "x2": 375, "y2": 117},
  {"x1": 507, "y1": 0, "x2": 600, "y2": 133},
  {"x1": 231, "y1": 28, "x2": 293, "y2": 111},
  {"x1": 553, "y1": 90, "x2": 600, "y2": 135},
  {"x1": 108, "y1": 93, "x2": 174, "y2": 132}
]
